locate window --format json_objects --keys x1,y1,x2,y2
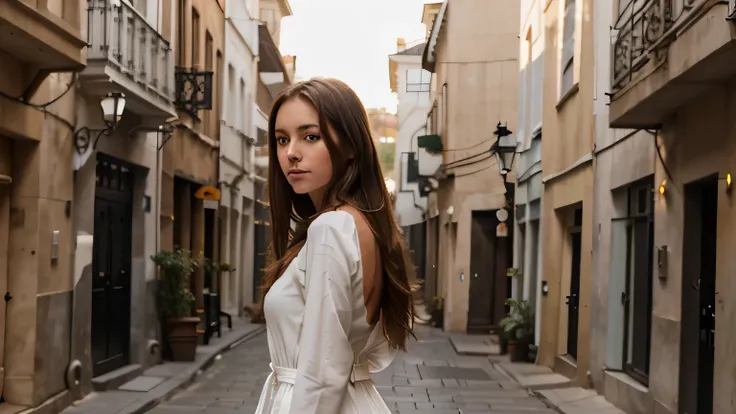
[
  {"x1": 228, "y1": 65, "x2": 236, "y2": 123},
  {"x1": 191, "y1": 8, "x2": 200, "y2": 67},
  {"x1": 524, "y1": 29, "x2": 533, "y2": 141},
  {"x1": 622, "y1": 180, "x2": 654, "y2": 385},
  {"x1": 215, "y1": 50, "x2": 222, "y2": 139},
  {"x1": 177, "y1": 0, "x2": 186, "y2": 65},
  {"x1": 560, "y1": 0, "x2": 575, "y2": 95},
  {"x1": 203, "y1": 31, "x2": 213, "y2": 134},
  {"x1": 240, "y1": 79, "x2": 247, "y2": 132},
  {"x1": 406, "y1": 69, "x2": 430, "y2": 92}
]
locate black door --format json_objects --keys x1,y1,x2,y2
[
  {"x1": 91, "y1": 158, "x2": 133, "y2": 377},
  {"x1": 567, "y1": 228, "x2": 581, "y2": 360},
  {"x1": 468, "y1": 210, "x2": 510, "y2": 332},
  {"x1": 679, "y1": 176, "x2": 717, "y2": 414}
]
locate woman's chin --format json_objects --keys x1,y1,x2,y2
[{"x1": 289, "y1": 183, "x2": 313, "y2": 195}]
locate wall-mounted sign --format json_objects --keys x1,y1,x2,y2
[
  {"x1": 496, "y1": 208, "x2": 509, "y2": 222},
  {"x1": 496, "y1": 222, "x2": 508, "y2": 237},
  {"x1": 194, "y1": 185, "x2": 221, "y2": 201}
]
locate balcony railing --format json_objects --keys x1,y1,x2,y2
[
  {"x1": 612, "y1": 0, "x2": 675, "y2": 91},
  {"x1": 86, "y1": 0, "x2": 174, "y2": 103}
]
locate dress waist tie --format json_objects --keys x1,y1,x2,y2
[{"x1": 255, "y1": 362, "x2": 372, "y2": 413}]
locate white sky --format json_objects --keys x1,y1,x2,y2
[{"x1": 279, "y1": 0, "x2": 430, "y2": 114}]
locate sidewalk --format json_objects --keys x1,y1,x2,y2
[
  {"x1": 60, "y1": 319, "x2": 265, "y2": 414},
  {"x1": 146, "y1": 323, "x2": 558, "y2": 414},
  {"x1": 493, "y1": 360, "x2": 626, "y2": 414}
]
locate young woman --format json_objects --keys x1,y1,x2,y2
[{"x1": 254, "y1": 78, "x2": 415, "y2": 414}]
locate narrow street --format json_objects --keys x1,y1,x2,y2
[{"x1": 145, "y1": 325, "x2": 555, "y2": 413}]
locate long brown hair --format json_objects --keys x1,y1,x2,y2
[{"x1": 259, "y1": 78, "x2": 415, "y2": 350}]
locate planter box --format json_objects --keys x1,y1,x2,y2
[{"x1": 165, "y1": 316, "x2": 200, "y2": 361}]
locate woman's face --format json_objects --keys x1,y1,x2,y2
[{"x1": 274, "y1": 97, "x2": 334, "y2": 208}]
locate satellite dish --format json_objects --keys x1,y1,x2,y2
[{"x1": 496, "y1": 208, "x2": 509, "y2": 222}]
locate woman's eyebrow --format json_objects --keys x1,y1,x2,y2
[{"x1": 274, "y1": 124, "x2": 319, "y2": 135}]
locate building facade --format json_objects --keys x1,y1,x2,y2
[
  {"x1": 0, "y1": 0, "x2": 87, "y2": 410},
  {"x1": 388, "y1": 38, "x2": 431, "y2": 302},
  {"x1": 71, "y1": 0, "x2": 180, "y2": 398},
  {"x1": 537, "y1": 0, "x2": 595, "y2": 384},
  {"x1": 513, "y1": 0, "x2": 545, "y2": 346},
  {"x1": 421, "y1": 0, "x2": 520, "y2": 333},
  {"x1": 159, "y1": 0, "x2": 224, "y2": 344},
  {"x1": 252, "y1": 0, "x2": 292, "y2": 306},
  {"x1": 220, "y1": 0, "x2": 260, "y2": 317},
  {"x1": 604, "y1": 1, "x2": 736, "y2": 413},
  {"x1": 586, "y1": 1, "x2": 658, "y2": 413}
]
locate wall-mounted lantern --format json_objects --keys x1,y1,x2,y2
[
  {"x1": 493, "y1": 122, "x2": 517, "y2": 178},
  {"x1": 73, "y1": 92, "x2": 127, "y2": 154}
]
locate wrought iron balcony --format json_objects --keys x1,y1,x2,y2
[
  {"x1": 610, "y1": 0, "x2": 736, "y2": 128},
  {"x1": 175, "y1": 67, "x2": 213, "y2": 118},
  {"x1": 80, "y1": 0, "x2": 176, "y2": 123},
  {"x1": 612, "y1": 0, "x2": 674, "y2": 92}
]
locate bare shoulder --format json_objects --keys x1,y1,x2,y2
[{"x1": 334, "y1": 206, "x2": 376, "y2": 259}]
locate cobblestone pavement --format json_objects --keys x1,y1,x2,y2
[{"x1": 145, "y1": 325, "x2": 556, "y2": 413}]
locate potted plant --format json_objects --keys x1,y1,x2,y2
[
  {"x1": 499, "y1": 298, "x2": 534, "y2": 362},
  {"x1": 430, "y1": 296, "x2": 444, "y2": 328},
  {"x1": 151, "y1": 248, "x2": 202, "y2": 361},
  {"x1": 492, "y1": 326, "x2": 509, "y2": 355}
]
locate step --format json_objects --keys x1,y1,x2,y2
[{"x1": 92, "y1": 364, "x2": 143, "y2": 392}]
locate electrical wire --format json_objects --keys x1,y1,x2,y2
[
  {"x1": 443, "y1": 138, "x2": 494, "y2": 152},
  {"x1": 452, "y1": 161, "x2": 499, "y2": 178},
  {"x1": 0, "y1": 73, "x2": 76, "y2": 109},
  {"x1": 444, "y1": 152, "x2": 494, "y2": 171},
  {"x1": 444, "y1": 147, "x2": 493, "y2": 168}
]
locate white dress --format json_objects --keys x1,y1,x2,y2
[{"x1": 255, "y1": 211, "x2": 397, "y2": 414}]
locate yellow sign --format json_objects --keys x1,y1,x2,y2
[{"x1": 194, "y1": 185, "x2": 221, "y2": 201}]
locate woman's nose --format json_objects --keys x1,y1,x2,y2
[{"x1": 286, "y1": 142, "x2": 301, "y2": 162}]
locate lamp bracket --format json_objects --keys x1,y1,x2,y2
[{"x1": 73, "y1": 126, "x2": 112, "y2": 154}]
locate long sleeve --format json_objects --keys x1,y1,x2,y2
[{"x1": 290, "y1": 213, "x2": 360, "y2": 414}]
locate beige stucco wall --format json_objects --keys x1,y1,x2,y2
[
  {"x1": 588, "y1": 1, "x2": 658, "y2": 413},
  {"x1": 645, "y1": 82, "x2": 736, "y2": 414},
  {"x1": 0, "y1": 59, "x2": 78, "y2": 407},
  {"x1": 432, "y1": 0, "x2": 519, "y2": 332},
  {"x1": 538, "y1": 0, "x2": 595, "y2": 382},
  {"x1": 599, "y1": 3, "x2": 736, "y2": 413}
]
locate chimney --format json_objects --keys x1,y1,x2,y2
[{"x1": 397, "y1": 37, "x2": 406, "y2": 52}]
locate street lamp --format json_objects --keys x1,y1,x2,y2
[
  {"x1": 73, "y1": 92, "x2": 127, "y2": 154},
  {"x1": 100, "y1": 92, "x2": 126, "y2": 129},
  {"x1": 494, "y1": 122, "x2": 517, "y2": 178}
]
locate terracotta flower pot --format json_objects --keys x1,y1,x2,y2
[
  {"x1": 508, "y1": 339, "x2": 530, "y2": 362},
  {"x1": 165, "y1": 316, "x2": 200, "y2": 361}
]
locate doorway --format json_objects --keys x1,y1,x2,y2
[
  {"x1": 91, "y1": 156, "x2": 133, "y2": 376},
  {"x1": 566, "y1": 208, "x2": 582, "y2": 360},
  {"x1": 0, "y1": 181, "x2": 9, "y2": 398},
  {"x1": 679, "y1": 175, "x2": 718, "y2": 414},
  {"x1": 467, "y1": 210, "x2": 511, "y2": 332},
  {"x1": 0, "y1": 137, "x2": 12, "y2": 397}
]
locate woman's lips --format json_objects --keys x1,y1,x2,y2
[{"x1": 288, "y1": 170, "x2": 309, "y2": 178}]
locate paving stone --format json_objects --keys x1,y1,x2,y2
[{"x1": 143, "y1": 325, "x2": 556, "y2": 414}]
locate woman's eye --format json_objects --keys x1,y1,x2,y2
[
  {"x1": 276, "y1": 137, "x2": 289, "y2": 145},
  {"x1": 305, "y1": 134, "x2": 320, "y2": 141}
]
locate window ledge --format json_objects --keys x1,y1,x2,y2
[
  {"x1": 556, "y1": 82, "x2": 580, "y2": 111},
  {"x1": 604, "y1": 370, "x2": 649, "y2": 393}
]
